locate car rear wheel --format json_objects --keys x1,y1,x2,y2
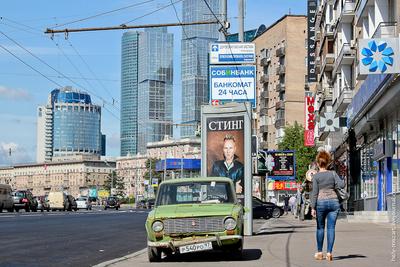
[
  {"x1": 147, "y1": 246, "x2": 161, "y2": 262},
  {"x1": 272, "y1": 208, "x2": 281, "y2": 218}
]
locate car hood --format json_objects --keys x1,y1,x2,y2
[{"x1": 154, "y1": 203, "x2": 238, "y2": 219}]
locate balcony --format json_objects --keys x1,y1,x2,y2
[
  {"x1": 275, "y1": 100, "x2": 284, "y2": 110},
  {"x1": 260, "y1": 141, "x2": 268, "y2": 149},
  {"x1": 340, "y1": 1, "x2": 355, "y2": 23},
  {"x1": 275, "y1": 65, "x2": 286, "y2": 75},
  {"x1": 318, "y1": 86, "x2": 333, "y2": 113},
  {"x1": 321, "y1": 53, "x2": 335, "y2": 73},
  {"x1": 260, "y1": 90, "x2": 268, "y2": 99},
  {"x1": 260, "y1": 74, "x2": 269, "y2": 83},
  {"x1": 260, "y1": 107, "x2": 268, "y2": 116},
  {"x1": 333, "y1": 43, "x2": 355, "y2": 74},
  {"x1": 323, "y1": 23, "x2": 334, "y2": 39},
  {"x1": 372, "y1": 22, "x2": 397, "y2": 38},
  {"x1": 274, "y1": 118, "x2": 285, "y2": 129},
  {"x1": 259, "y1": 125, "x2": 268, "y2": 133},
  {"x1": 275, "y1": 83, "x2": 285, "y2": 92},
  {"x1": 260, "y1": 57, "x2": 271, "y2": 66},
  {"x1": 276, "y1": 46, "x2": 285, "y2": 57},
  {"x1": 333, "y1": 86, "x2": 353, "y2": 114}
]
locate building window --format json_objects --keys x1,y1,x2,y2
[{"x1": 361, "y1": 143, "x2": 378, "y2": 198}]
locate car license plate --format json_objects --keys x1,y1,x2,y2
[{"x1": 179, "y1": 242, "x2": 212, "y2": 254}]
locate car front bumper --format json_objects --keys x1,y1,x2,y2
[{"x1": 147, "y1": 234, "x2": 242, "y2": 250}]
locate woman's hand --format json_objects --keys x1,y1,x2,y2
[{"x1": 311, "y1": 209, "x2": 316, "y2": 218}]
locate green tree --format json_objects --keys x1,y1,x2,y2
[
  {"x1": 144, "y1": 158, "x2": 162, "y2": 182},
  {"x1": 104, "y1": 171, "x2": 125, "y2": 198},
  {"x1": 278, "y1": 121, "x2": 317, "y2": 182}
]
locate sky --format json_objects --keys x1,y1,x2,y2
[{"x1": 0, "y1": 0, "x2": 306, "y2": 166}]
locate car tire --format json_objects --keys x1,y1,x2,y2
[
  {"x1": 25, "y1": 206, "x2": 30, "y2": 212},
  {"x1": 0, "y1": 203, "x2": 3, "y2": 213},
  {"x1": 7, "y1": 208, "x2": 13, "y2": 213},
  {"x1": 104, "y1": 206, "x2": 107, "y2": 210},
  {"x1": 116, "y1": 207, "x2": 119, "y2": 210},
  {"x1": 272, "y1": 208, "x2": 281, "y2": 218},
  {"x1": 15, "y1": 207, "x2": 19, "y2": 212},
  {"x1": 147, "y1": 246, "x2": 161, "y2": 262}
]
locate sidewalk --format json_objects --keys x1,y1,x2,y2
[{"x1": 95, "y1": 215, "x2": 399, "y2": 267}]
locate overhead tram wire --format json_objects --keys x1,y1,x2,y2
[
  {"x1": 0, "y1": 43, "x2": 62, "y2": 87},
  {"x1": 66, "y1": 39, "x2": 118, "y2": 105},
  {"x1": 169, "y1": 0, "x2": 198, "y2": 49},
  {"x1": 121, "y1": 0, "x2": 183, "y2": 25},
  {"x1": 50, "y1": 0, "x2": 155, "y2": 29},
  {"x1": 202, "y1": 0, "x2": 253, "y2": 121},
  {"x1": 0, "y1": 30, "x2": 119, "y2": 119}
]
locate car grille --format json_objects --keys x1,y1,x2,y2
[{"x1": 164, "y1": 216, "x2": 225, "y2": 234}]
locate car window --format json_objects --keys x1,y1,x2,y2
[
  {"x1": 15, "y1": 191, "x2": 25, "y2": 197},
  {"x1": 156, "y1": 181, "x2": 234, "y2": 206},
  {"x1": 253, "y1": 198, "x2": 263, "y2": 207}
]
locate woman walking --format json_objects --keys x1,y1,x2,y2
[{"x1": 310, "y1": 150, "x2": 345, "y2": 261}]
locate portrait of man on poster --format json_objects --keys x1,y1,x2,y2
[{"x1": 210, "y1": 134, "x2": 244, "y2": 193}]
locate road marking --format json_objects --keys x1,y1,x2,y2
[
  {"x1": 0, "y1": 215, "x2": 15, "y2": 218},
  {"x1": 93, "y1": 248, "x2": 147, "y2": 267}
]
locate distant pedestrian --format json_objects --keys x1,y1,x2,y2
[
  {"x1": 283, "y1": 194, "x2": 290, "y2": 215},
  {"x1": 270, "y1": 196, "x2": 277, "y2": 205},
  {"x1": 289, "y1": 195, "x2": 296, "y2": 215},
  {"x1": 311, "y1": 150, "x2": 345, "y2": 261}
]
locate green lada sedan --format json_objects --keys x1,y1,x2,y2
[{"x1": 145, "y1": 177, "x2": 244, "y2": 262}]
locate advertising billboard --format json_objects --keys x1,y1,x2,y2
[
  {"x1": 307, "y1": 0, "x2": 317, "y2": 82},
  {"x1": 304, "y1": 91, "x2": 315, "y2": 146},
  {"x1": 257, "y1": 150, "x2": 296, "y2": 180},
  {"x1": 209, "y1": 42, "x2": 255, "y2": 64},
  {"x1": 201, "y1": 103, "x2": 252, "y2": 235},
  {"x1": 210, "y1": 65, "x2": 256, "y2": 108}
]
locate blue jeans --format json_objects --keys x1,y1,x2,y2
[{"x1": 316, "y1": 199, "x2": 340, "y2": 253}]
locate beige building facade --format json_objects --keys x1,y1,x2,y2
[
  {"x1": 0, "y1": 155, "x2": 115, "y2": 197},
  {"x1": 254, "y1": 15, "x2": 307, "y2": 150},
  {"x1": 116, "y1": 154, "x2": 147, "y2": 199}
]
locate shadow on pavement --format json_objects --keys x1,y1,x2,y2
[
  {"x1": 334, "y1": 254, "x2": 367, "y2": 260},
  {"x1": 162, "y1": 249, "x2": 262, "y2": 262},
  {"x1": 256, "y1": 230, "x2": 295, "y2": 236}
]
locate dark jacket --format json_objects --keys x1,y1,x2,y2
[{"x1": 210, "y1": 157, "x2": 244, "y2": 185}]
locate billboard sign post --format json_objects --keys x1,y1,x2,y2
[{"x1": 201, "y1": 102, "x2": 253, "y2": 236}]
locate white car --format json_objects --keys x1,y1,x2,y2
[{"x1": 76, "y1": 197, "x2": 92, "y2": 210}]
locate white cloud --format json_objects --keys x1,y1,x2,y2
[
  {"x1": 0, "y1": 142, "x2": 34, "y2": 166},
  {"x1": 0, "y1": 85, "x2": 32, "y2": 101}
]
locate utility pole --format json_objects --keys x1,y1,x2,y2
[
  {"x1": 219, "y1": 0, "x2": 228, "y2": 41},
  {"x1": 238, "y1": 0, "x2": 244, "y2": 42}
]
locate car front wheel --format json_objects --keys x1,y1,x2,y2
[
  {"x1": 272, "y1": 208, "x2": 281, "y2": 218},
  {"x1": 147, "y1": 246, "x2": 161, "y2": 262}
]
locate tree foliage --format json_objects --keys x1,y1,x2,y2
[
  {"x1": 104, "y1": 171, "x2": 125, "y2": 198},
  {"x1": 278, "y1": 122, "x2": 317, "y2": 182},
  {"x1": 144, "y1": 158, "x2": 162, "y2": 182}
]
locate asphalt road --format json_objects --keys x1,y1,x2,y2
[{"x1": 0, "y1": 208, "x2": 149, "y2": 267}]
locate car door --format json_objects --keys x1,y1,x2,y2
[{"x1": 252, "y1": 198, "x2": 265, "y2": 218}]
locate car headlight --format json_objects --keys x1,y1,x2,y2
[
  {"x1": 224, "y1": 217, "x2": 237, "y2": 230},
  {"x1": 151, "y1": 221, "x2": 164, "y2": 232}
]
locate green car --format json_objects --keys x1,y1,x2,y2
[{"x1": 145, "y1": 177, "x2": 244, "y2": 262}]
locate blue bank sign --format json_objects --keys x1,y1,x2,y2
[
  {"x1": 210, "y1": 43, "x2": 255, "y2": 64},
  {"x1": 210, "y1": 65, "x2": 256, "y2": 107}
]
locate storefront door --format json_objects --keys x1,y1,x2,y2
[{"x1": 378, "y1": 160, "x2": 386, "y2": 211}]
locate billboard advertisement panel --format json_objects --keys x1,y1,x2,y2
[
  {"x1": 257, "y1": 150, "x2": 296, "y2": 180},
  {"x1": 209, "y1": 42, "x2": 255, "y2": 64},
  {"x1": 304, "y1": 91, "x2": 315, "y2": 147},
  {"x1": 206, "y1": 115, "x2": 245, "y2": 196},
  {"x1": 210, "y1": 65, "x2": 256, "y2": 108}
]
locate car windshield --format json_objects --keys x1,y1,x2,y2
[
  {"x1": 76, "y1": 197, "x2": 86, "y2": 201},
  {"x1": 14, "y1": 192, "x2": 25, "y2": 197},
  {"x1": 156, "y1": 181, "x2": 235, "y2": 206}
]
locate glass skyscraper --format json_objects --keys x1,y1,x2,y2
[
  {"x1": 36, "y1": 86, "x2": 103, "y2": 162},
  {"x1": 181, "y1": 0, "x2": 220, "y2": 137},
  {"x1": 120, "y1": 28, "x2": 173, "y2": 156}
]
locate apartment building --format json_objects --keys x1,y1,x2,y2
[
  {"x1": 254, "y1": 15, "x2": 307, "y2": 150},
  {"x1": 115, "y1": 154, "x2": 147, "y2": 199},
  {"x1": 314, "y1": 0, "x2": 400, "y2": 215}
]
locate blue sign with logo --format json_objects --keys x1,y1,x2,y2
[
  {"x1": 209, "y1": 43, "x2": 255, "y2": 64},
  {"x1": 209, "y1": 65, "x2": 256, "y2": 108}
]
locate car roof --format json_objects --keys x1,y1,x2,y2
[{"x1": 160, "y1": 177, "x2": 233, "y2": 185}]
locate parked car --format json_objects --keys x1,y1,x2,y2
[
  {"x1": 0, "y1": 184, "x2": 14, "y2": 212},
  {"x1": 13, "y1": 190, "x2": 38, "y2": 212},
  {"x1": 145, "y1": 177, "x2": 244, "y2": 262},
  {"x1": 136, "y1": 199, "x2": 146, "y2": 209},
  {"x1": 76, "y1": 196, "x2": 92, "y2": 210},
  {"x1": 35, "y1": 196, "x2": 50, "y2": 212},
  {"x1": 48, "y1": 191, "x2": 69, "y2": 211},
  {"x1": 104, "y1": 196, "x2": 120, "y2": 210},
  {"x1": 145, "y1": 198, "x2": 155, "y2": 209},
  {"x1": 252, "y1": 196, "x2": 284, "y2": 219},
  {"x1": 66, "y1": 195, "x2": 78, "y2": 211}
]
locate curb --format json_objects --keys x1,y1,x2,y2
[{"x1": 93, "y1": 248, "x2": 147, "y2": 267}]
